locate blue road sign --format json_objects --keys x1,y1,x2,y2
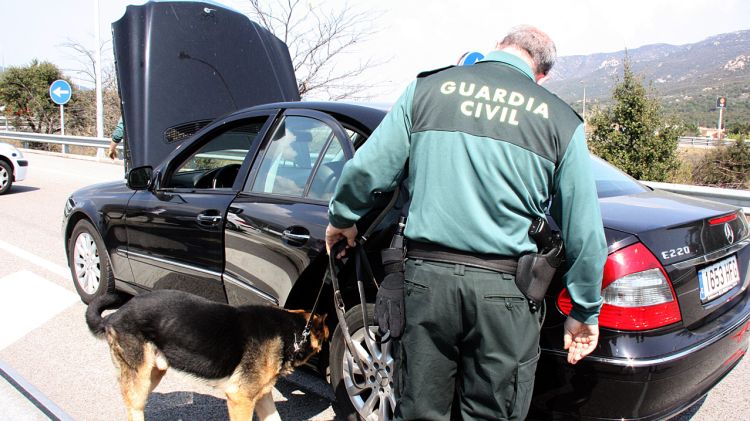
[
  {"x1": 49, "y1": 80, "x2": 72, "y2": 105},
  {"x1": 458, "y1": 51, "x2": 485, "y2": 66}
]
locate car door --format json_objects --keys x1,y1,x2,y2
[
  {"x1": 124, "y1": 112, "x2": 275, "y2": 302},
  {"x1": 222, "y1": 109, "x2": 356, "y2": 306}
]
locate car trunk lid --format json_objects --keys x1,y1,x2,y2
[
  {"x1": 112, "y1": 1, "x2": 300, "y2": 170},
  {"x1": 599, "y1": 189, "x2": 750, "y2": 327}
]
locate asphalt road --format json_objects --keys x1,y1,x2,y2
[
  {"x1": 0, "y1": 151, "x2": 336, "y2": 421},
  {"x1": 0, "y1": 151, "x2": 747, "y2": 420}
]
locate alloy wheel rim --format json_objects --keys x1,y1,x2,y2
[
  {"x1": 73, "y1": 233, "x2": 101, "y2": 294},
  {"x1": 342, "y1": 325, "x2": 396, "y2": 421},
  {"x1": 0, "y1": 166, "x2": 8, "y2": 189}
]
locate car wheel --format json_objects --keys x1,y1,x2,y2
[
  {"x1": 68, "y1": 220, "x2": 115, "y2": 303},
  {"x1": 0, "y1": 160, "x2": 12, "y2": 195},
  {"x1": 330, "y1": 304, "x2": 397, "y2": 421}
]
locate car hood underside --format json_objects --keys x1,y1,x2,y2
[{"x1": 112, "y1": 0, "x2": 300, "y2": 169}]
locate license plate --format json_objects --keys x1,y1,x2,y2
[{"x1": 698, "y1": 255, "x2": 741, "y2": 303}]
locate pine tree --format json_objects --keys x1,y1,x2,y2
[{"x1": 587, "y1": 57, "x2": 682, "y2": 181}]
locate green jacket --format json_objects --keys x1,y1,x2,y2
[
  {"x1": 329, "y1": 51, "x2": 607, "y2": 324},
  {"x1": 111, "y1": 117, "x2": 125, "y2": 143}
]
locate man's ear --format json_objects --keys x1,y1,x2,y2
[{"x1": 536, "y1": 73, "x2": 551, "y2": 85}]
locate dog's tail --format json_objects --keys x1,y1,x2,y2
[{"x1": 85, "y1": 292, "x2": 130, "y2": 338}]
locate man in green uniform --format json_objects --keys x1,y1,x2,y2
[
  {"x1": 107, "y1": 117, "x2": 125, "y2": 161},
  {"x1": 107, "y1": 116, "x2": 131, "y2": 173},
  {"x1": 326, "y1": 25, "x2": 607, "y2": 420}
]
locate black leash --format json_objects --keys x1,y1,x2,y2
[
  {"x1": 293, "y1": 273, "x2": 327, "y2": 354},
  {"x1": 298, "y1": 186, "x2": 403, "y2": 384},
  {"x1": 328, "y1": 240, "x2": 370, "y2": 388},
  {"x1": 354, "y1": 240, "x2": 391, "y2": 343}
]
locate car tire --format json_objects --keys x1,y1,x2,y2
[
  {"x1": 68, "y1": 220, "x2": 115, "y2": 303},
  {"x1": 330, "y1": 303, "x2": 397, "y2": 421},
  {"x1": 0, "y1": 160, "x2": 13, "y2": 195}
]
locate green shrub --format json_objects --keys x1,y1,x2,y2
[{"x1": 692, "y1": 140, "x2": 750, "y2": 189}]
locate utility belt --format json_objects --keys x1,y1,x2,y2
[
  {"x1": 406, "y1": 240, "x2": 518, "y2": 275},
  {"x1": 404, "y1": 238, "x2": 563, "y2": 312}
]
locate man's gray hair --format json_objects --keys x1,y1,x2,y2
[{"x1": 498, "y1": 25, "x2": 557, "y2": 76}]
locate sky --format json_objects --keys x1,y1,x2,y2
[{"x1": 1, "y1": 0, "x2": 749, "y2": 102}]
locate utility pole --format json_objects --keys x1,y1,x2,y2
[
  {"x1": 580, "y1": 81, "x2": 586, "y2": 122},
  {"x1": 582, "y1": 85, "x2": 587, "y2": 120},
  {"x1": 94, "y1": 0, "x2": 104, "y2": 140},
  {"x1": 716, "y1": 96, "x2": 726, "y2": 140}
]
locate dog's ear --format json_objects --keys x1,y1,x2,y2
[
  {"x1": 311, "y1": 313, "x2": 330, "y2": 341},
  {"x1": 309, "y1": 313, "x2": 326, "y2": 325}
]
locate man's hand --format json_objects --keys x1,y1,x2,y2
[
  {"x1": 563, "y1": 316, "x2": 599, "y2": 365},
  {"x1": 325, "y1": 223, "x2": 358, "y2": 258},
  {"x1": 107, "y1": 141, "x2": 118, "y2": 160}
]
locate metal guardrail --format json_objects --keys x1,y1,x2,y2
[
  {"x1": 678, "y1": 137, "x2": 749, "y2": 148},
  {"x1": 1, "y1": 131, "x2": 748, "y2": 213},
  {"x1": 642, "y1": 181, "x2": 750, "y2": 213},
  {"x1": 0, "y1": 130, "x2": 115, "y2": 157}
]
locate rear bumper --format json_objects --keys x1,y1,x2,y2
[{"x1": 531, "y1": 291, "x2": 750, "y2": 420}]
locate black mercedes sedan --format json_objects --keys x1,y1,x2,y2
[{"x1": 63, "y1": 2, "x2": 750, "y2": 420}]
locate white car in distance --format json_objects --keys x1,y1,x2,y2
[{"x1": 0, "y1": 142, "x2": 28, "y2": 194}]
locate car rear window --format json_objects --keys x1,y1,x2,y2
[{"x1": 590, "y1": 155, "x2": 649, "y2": 198}]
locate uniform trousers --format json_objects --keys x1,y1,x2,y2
[{"x1": 394, "y1": 259, "x2": 541, "y2": 420}]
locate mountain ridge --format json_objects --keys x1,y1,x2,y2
[{"x1": 546, "y1": 30, "x2": 750, "y2": 128}]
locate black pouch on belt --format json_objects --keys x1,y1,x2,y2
[
  {"x1": 374, "y1": 218, "x2": 407, "y2": 338},
  {"x1": 515, "y1": 247, "x2": 563, "y2": 306}
]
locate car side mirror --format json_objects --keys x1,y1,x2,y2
[{"x1": 127, "y1": 166, "x2": 154, "y2": 190}]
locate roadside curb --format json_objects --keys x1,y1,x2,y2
[{"x1": 0, "y1": 359, "x2": 74, "y2": 421}]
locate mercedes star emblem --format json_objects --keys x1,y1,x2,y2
[{"x1": 724, "y1": 223, "x2": 735, "y2": 244}]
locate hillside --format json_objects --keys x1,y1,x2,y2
[{"x1": 546, "y1": 30, "x2": 750, "y2": 128}]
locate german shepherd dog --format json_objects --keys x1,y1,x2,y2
[{"x1": 86, "y1": 290, "x2": 329, "y2": 421}]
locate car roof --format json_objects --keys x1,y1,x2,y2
[{"x1": 239, "y1": 101, "x2": 389, "y2": 133}]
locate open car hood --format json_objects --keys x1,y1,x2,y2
[{"x1": 113, "y1": 1, "x2": 300, "y2": 169}]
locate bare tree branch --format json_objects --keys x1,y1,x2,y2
[
  {"x1": 55, "y1": 38, "x2": 122, "y2": 136},
  {"x1": 59, "y1": 38, "x2": 114, "y2": 87},
  {"x1": 247, "y1": 0, "x2": 387, "y2": 100}
]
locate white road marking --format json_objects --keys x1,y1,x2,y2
[
  {"x1": 0, "y1": 239, "x2": 70, "y2": 279},
  {"x1": 0, "y1": 271, "x2": 79, "y2": 350},
  {"x1": 30, "y1": 166, "x2": 116, "y2": 183}
]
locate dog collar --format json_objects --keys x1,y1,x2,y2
[{"x1": 293, "y1": 329, "x2": 310, "y2": 353}]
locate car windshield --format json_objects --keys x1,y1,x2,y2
[{"x1": 590, "y1": 155, "x2": 649, "y2": 198}]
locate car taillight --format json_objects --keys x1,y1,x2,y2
[
  {"x1": 709, "y1": 212, "x2": 737, "y2": 225},
  {"x1": 557, "y1": 242, "x2": 682, "y2": 331}
]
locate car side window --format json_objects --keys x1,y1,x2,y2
[
  {"x1": 308, "y1": 138, "x2": 345, "y2": 201},
  {"x1": 251, "y1": 116, "x2": 344, "y2": 199},
  {"x1": 345, "y1": 127, "x2": 368, "y2": 149},
  {"x1": 165, "y1": 118, "x2": 267, "y2": 190}
]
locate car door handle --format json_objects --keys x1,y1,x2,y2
[
  {"x1": 197, "y1": 213, "x2": 223, "y2": 225},
  {"x1": 282, "y1": 230, "x2": 309, "y2": 242}
]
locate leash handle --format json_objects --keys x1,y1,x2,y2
[
  {"x1": 354, "y1": 245, "x2": 394, "y2": 343},
  {"x1": 330, "y1": 239, "x2": 350, "y2": 261},
  {"x1": 328, "y1": 242, "x2": 370, "y2": 389}
]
